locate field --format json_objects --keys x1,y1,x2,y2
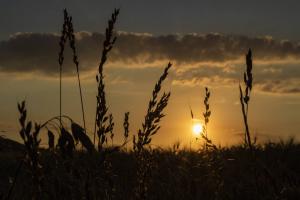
[
  {"x1": 0, "y1": 138, "x2": 300, "y2": 199},
  {"x1": 0, "y1": 8, "x2": 300, "y2": 200}
]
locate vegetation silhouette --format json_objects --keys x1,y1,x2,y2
[{"x1": 0, "y1": 8, "x2": 299, "y2": 200}]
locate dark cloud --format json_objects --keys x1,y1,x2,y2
[
  {"x1": 1, "y1": 31, "x2": 300, "y2": 94},
  {"x1": 2, "y1": 32, "x2": 300, "y2": 74},
  {"x1": 0, "y1": 32, "x2": 101, "y2": 75}
]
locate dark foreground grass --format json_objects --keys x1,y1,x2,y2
[{"x1": 0, "y1": 139, "x2": 299, "y2": 200}]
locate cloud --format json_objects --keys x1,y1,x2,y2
[
  {"x1": 1, "y1": 31, "x2": 300, "y2": 94},
  {"x1": 0, "y1": 32, "x2": 99, "y2": 75},
  {"x1": 256, "y1": 79, "x2": 300, "y2": 94},
  {"x1": 173, "y1": 62, "x2": 300, "y2": 94},
  {"x1": 2, "y1": 31, "x2": 300, "y2": 72}
]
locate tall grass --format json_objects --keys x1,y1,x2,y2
[
  {"x1": 202, "y1": 87, "x2": 217, "y2": 150},
  {"x1": 189, "y1": 87, "x2": 216, "y2": 150},
  {"x1": 94, "y1": 9, "x2": 119, "y2": 151},
  {"x1": 133, "y1": 63, "x2": 172, "y2": 154},
  {"x1": 17, "y1": 101, "x2": 42, "y2": 199},
  {"x1": 133, "y1": 62, "x2": 172, "y2": 199},
  {"x1": 58, "y1": 9, "x2": 86, "y2": 132},
  {"x1": 239, "y1": 49, "x2": 253, "y2": 151},
  {"x1": 58, "y1": 10, "x2": 68, "y2": 129}
]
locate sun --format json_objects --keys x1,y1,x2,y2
[{"x1": 192, "y1": 123, "x2": 203, "y2": 136}]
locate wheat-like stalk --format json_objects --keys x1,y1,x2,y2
[
  {"x1": 133, "y1": 62, "x2": 172, "y2": 199},
  {"x1": 122, "y1": 112, "x2": 130, "y2": 151},
  {"x1": 58, "y1": 9, "x2": 68, "y2": 129},
  {"x1": 202, "y1": 87, "x2": 216, "y2": 150},
  {"x1": 17, "y1": 101, "x2": 42, "y2": 199},
  {"x1": 239, "y1": 49, "x2": 253, "y2": 151},
  {"x1": 94, "y1": 9, "x2": 119, "y2": 150},
  {"x1": 58, "y1": 9, "x2": 87, "y2": 133},
  {"x1": 133, "y1": 62, "x2": 172, "y2": 154},
  {"x1": 123, "y1": 112, "x2": 130, "y2": 144},
  {"x1": 66, "y1": 11, "x2": 87, "y2": 133}
]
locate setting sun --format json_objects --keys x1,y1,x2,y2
[{"x1": 192, "y1": 123, "x2": 203, "y2": 136}]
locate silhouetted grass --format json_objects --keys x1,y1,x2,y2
[
  {"x1": 239, "y1": 49, "x2": 253, "y2": 150},
  {"x1": 1, "y1": 7, "x2": 300, "y2": 200},
  {"x1": 1, "y1": 140, "x2": 299, "y2": 199},
  {"x1": 133, "y1": 62, "x2": 171, "y2": 199}
]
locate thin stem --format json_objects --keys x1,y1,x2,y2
[
  {"x1": 93, "y1": 109, "x2": 97, "y2": 145},
  {"x1": 66, "y1": 15, "x2": 86, "y2": 133},
  {"x1": 60, "y1": 66, "x2": 62, "y2": 129},
  {"x1": 40, "y1": 115, "x2": 73, "y2": 129},
  {"x1": 239, "y1": 85, "x2": 253, "y2": 151},
  {"x1": 75, "y1": 61, "x2": 86, "y2": 132},
  {"x1": 205, "y1": 122, "x2": 208, "y2": 150},
  {"x1": 58, "y1": 9, "x2": 68, "y2": 130}
]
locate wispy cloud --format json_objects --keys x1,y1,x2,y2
[{"x1": 173, "y1": 61, "x2": 300, "y2": 94}]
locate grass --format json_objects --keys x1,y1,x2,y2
[
  {"x1": 95, "y1": 8, "x2": 119, "y2": 151},
  {"x1": 1, "y1": 141, "x2": 299, "y2": 199},
  {"x1": 239, "y1": 49, "x2": 253, "y2": 150},
  {"x1": 133, "y1": 62, "x2": 171, "y2": 199},
  {"x1": 0, "y1": 8, "x2": 299, "y2": 200}
]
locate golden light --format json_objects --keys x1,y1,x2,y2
[{"x1": 192, "y1": 123, "x2": 203, "y2": 136}]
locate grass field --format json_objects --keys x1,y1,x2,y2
[{"x1": 0, "y1": 138, "x2": 299, "y2": 199}]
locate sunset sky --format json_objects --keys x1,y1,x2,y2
[{"x1": 0, "y1": 0, "x2": 299, "y2": 147}]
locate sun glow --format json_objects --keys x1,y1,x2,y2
[{"x1": 192, "y1": 123, "x2": 203, "y2": 136}]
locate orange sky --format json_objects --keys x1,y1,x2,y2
[
  {"x1": 0, "y1": 56, "x2": 299, "y2": 147},
  {"x1": 1, "y1": 1, "x2": 300, "y2": 147}
]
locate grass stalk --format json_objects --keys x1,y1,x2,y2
[
  {"x1": 94, "y1": 9, "x2": 119, "y2": 150},
  {"x1": 202, "y1": 87, "x2": 216, "y2": 150},
  {"x1": 58, "y1": 9, "x2": 86, "y2": 133},
  {"x1": 239, "y1": 49, "x2": 253, "y2": 151},
  {"x1": 58, "y1": 9, "x2": 68, "y2": 129},
  {"x1": 133, "y1": 62, "x2": 172, "y2": 199},
  {"x1": 17, "y1": 101, "x2": 42, "y2": 199},
  {"x1": 66, "y1": 11, "x2": 87, "y2": 133}
]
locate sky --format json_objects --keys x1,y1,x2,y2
[{"x1": 0, "y1": 0, "x2": 300, "y2": 147}]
